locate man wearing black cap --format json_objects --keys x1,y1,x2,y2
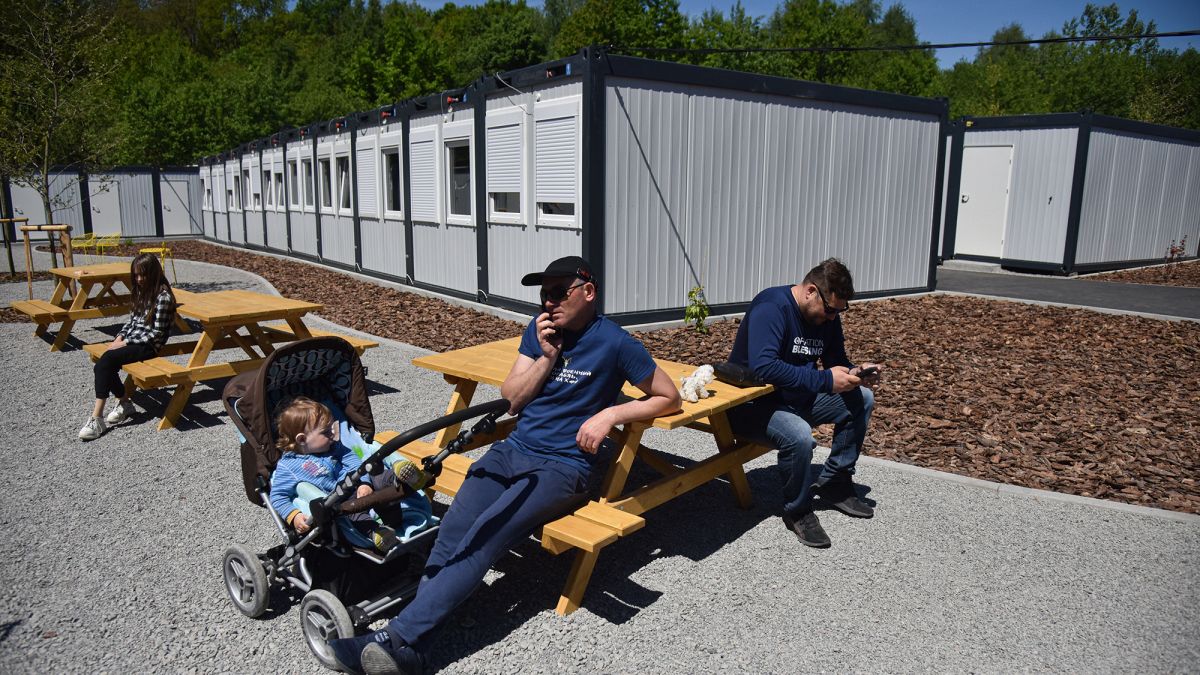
[{"x1": 330, "y1": 256, "x2": 680, "y2": 675}]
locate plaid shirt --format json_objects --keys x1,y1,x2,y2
[{"x1": 119, "y1": 288, "x2": 175, "y2": 351}]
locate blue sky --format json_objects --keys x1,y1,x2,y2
[{"x1": 416, "y1": 0, "x2": 1200, "y2": 69}]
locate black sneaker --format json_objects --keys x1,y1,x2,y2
[
  {"x1": 361, "y1": 636, "x2": 425, "y2": 675},
  {"x1": 371, "y1": 526, "x2": 399, "y2": 553},
  {"x1": 782, "y1": 511, "x2": 831, "y2": 548},
  {"x1": 816, "y1": 480, "x2": 874, "y2": 518}
]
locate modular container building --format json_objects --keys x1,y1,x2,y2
[
  {"x1": 3, "y1": 167, "x2": 203, "y2": 242},
  {"x1": 941, "y1": 112, "x2": 1200, "y2": 274},
  {"x1": 200, "y1": 48, "x2": 949, "y2": 323}
]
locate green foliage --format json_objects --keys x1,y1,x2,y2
[
  {"x1": 684, "y1": 285, "x2": 710, "y2": 333},
  {"x1": 8, "y1": 0, "x2": 1195, "y2": 173}
]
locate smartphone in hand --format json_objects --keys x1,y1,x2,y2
[{"x1": 857, "y1": 365, "x2": 879, "y2": 378}]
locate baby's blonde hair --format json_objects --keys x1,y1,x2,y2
[{"x1": 274, "y1": 396, "x2": 333, "y2": 453}]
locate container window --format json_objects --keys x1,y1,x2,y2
[
  {"x1": 319, "y1": 157, "x2": 332, "y2": 209},
  {"x1": 383, "y1": 147, "x2": 402, "y2": 215},
  {"x1": 262, "y1": 170, "x2": 272, "y2": 207},
  {"x1": 289, "y1": 160, "x2": 299, "y2": 207},
  {"x1": 446, "y1": 140, "x2": 471, "y2": 219},
  {"x1": 302, "y1": 159, "x2": 314, "y2": 208},
  {"x1": 336, "y1": 155, "x2": 351, "y2": 210}
]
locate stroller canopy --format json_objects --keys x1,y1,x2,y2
[{"x1": 224, "y1": 336, "x2": 375, "y2": 504}]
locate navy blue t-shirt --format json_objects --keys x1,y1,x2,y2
[
  {"x1": 728, "y1": 285, "x2": 852, "y2": 411},
  {"x1": 503, "y1": 314, "x2": 656, "y2": 472}
]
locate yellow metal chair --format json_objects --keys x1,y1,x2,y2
[
  {"x1": 139, "y1": 241, "x2": 177, "y2": 283},
  {"x1": 70, "y1": 232, "x2": 96, "y2": 264},
  {"x1": 94, "y1": 232, "x2": 121, "y2": 256}
]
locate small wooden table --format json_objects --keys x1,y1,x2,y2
[
  {"x1": 18, "y1": 223, "x2": 74, "y2": 299},
  {"x1": 380, "y1": 337, "x2": 775, "y2": 615},
  {"x1": 82, "y1": 289, "x2": 379, "y2": 430},
  {"x1": 9, "y1": 262, "x2": 138, "y2": 351}
]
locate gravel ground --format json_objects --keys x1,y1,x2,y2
[{"x1": 1, "y1": 251, "x2": 1198, "y2": 673}]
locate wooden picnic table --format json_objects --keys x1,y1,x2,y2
[
  {"x1": 377, "y1": 336, "x2": 776, "y2": 615},
  {"x1": 8, "y1": 262, "x2": 152, "y2": 351},
  {"x1": 82, "y1": 288, "x2": 379, "y2": 431}
]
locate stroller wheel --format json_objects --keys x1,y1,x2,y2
[
  {"x1": 222, "y1": 544, "x2": 269, "y2": 618},
  {"x1": 300, "y1": 589, "x2": 355, "y2": 670}
]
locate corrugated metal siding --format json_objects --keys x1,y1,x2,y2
[
  {"x1": 1078, "y1": 129, "x2": 1200, "y2": 264},
  {"x1": 246, "y1": 206, "x2": 265, "y2": 246},
  {"x1": 487, "y1": 222, "x2": 582, "y2": 303},
  {"x1": 360, "y1": 217, "x2": 407, "y2": 278},
  {"x1": 292, "y1": 213, "x2": 318, "y2": 256},
  {"x1": 320, "y1": 215, "x2": 355, "y2": 265},
  {"x1": 962, "y1": 127, "x2": 1077, "y2": 264},
  {"x1": 486, "y1": 80, "x2": 581, "y2": 112},
  {"x1": 47, "y1": 174, "x2": 86, "y2": 231},
  {"x1": 9, "y1": 181, "x2": 48, "y2": 223},
  {"x1": 266, "y1": 213, "x2": 287, "y2": 249},
  {"x1": 115, "y1": 172, "x2": 157, "y2": 237},
  {"x1": 940, "y1": 132, "x2": 952, "y2": 255},
  {"x1": 87, "y1": 176, "x2": 123, "y2": 236},
  {"x1": 413, "y1": 222, "x2": 476, "y2": 293},
  {"x1": 605, "y1": 79, "x2": 939, "y2": 315}
]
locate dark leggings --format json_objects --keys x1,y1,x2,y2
[{"x1": 93, "y1": 342, "x2": 156, "y2": 399}]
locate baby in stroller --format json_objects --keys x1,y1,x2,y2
[
  {"x1": 221, "y1": 336, "x2": 508, "y2": 670},
  {"x1": 270, "y1": 395, "x2": 429, "y2": 553}
]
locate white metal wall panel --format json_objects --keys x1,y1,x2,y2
[
  {"x1": 940, "y1": 132, "x2": 952, "y2": 255},
  {"x1": 1078, "y1": 130, "x2": 1200, "y2": 265},
  {"x1": 412, "y1": 222, "x2": 476, "y2": 293},
  {"x1": 962, "y1": 127, "x2": 1076, "y2": 263},
  {"x1": 116, "y1": 172, "x2": 157, "y2": 237},
  {"x1": 88, "y1": 176, "x2": 122, "y2": 236},
  {"x1": 606, "y1": 79, "x2": 939, "y2": 315},
  {"x1": 487, "y1": 222, "x2": 582, "y2": 302},
  {"x1": 360, "y1": 217, "x2": 407, "y2": 278},
  {"x1": 486, "y1": 80, "x2": 582, "y2": 112},
  {"x1": 45, "y1": 174, "x2": 85, "y2": 232},
  {"x1": 9, "y1": 181, "x2": 47, "y2": 225},
  {"x1": 684, "y1": 89, "x2": 766, "y2": 306},
  {"x1": 292, "y1": 212, "x2": 318, "y2": 256},
  {"x1": 605, "y1": 81, "x2": 692, "y2": 314},
  {"x1": 159, "y1": 176, "x2": 197, "y2": 236},
  {"x1": 320, "y1": 215, "x2": 355, "y2": 265}
]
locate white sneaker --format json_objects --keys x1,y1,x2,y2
[
  {"x1": 78, "y1": 416, "x2": 106, "y2": 441},
  {"x1": 105, "y1": 400, "x2": 134, "y2": 425}
]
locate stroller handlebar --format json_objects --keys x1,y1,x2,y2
[{"x1": 309, "y1": 398, "x2": 511, "y2": 530}]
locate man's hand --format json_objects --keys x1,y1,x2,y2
[
  {"x1": 294, "y1": 513, "x2": 311, "y2": 534},
  {"x1": 535, "y1": 312, "x2": 562, "y2": 359},
  {"x1": 107, "y1": 336, "x2": 127, "y2": 351},
  {"x1": 830, "y1": 366, "x2": 861, "y2": 393},
  {"x1": 855, "y1": 363, "x2": 884, "y2": 388},
  {"x1": 355, "y1": 484, "x2": 373, "y2": 499},
  {"x1": 576, "y1": 408, "x2": 616, "y2": 454}
]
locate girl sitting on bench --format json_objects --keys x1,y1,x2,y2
[{"x1": 79, "y1": 253, "x2": 176, "y2": 440}]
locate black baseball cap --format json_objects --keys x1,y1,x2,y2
[{"x1": 521, "y1": 256, "x2": 596, "y2": 286}]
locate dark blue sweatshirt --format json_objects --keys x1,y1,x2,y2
[{"x1": 728, "y1": 285, "x2": 852, "y2": 410}]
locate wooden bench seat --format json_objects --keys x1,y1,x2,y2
[
  {"x1": 11, "y1": 299, "x2": 69, "y2": 322},
  {"x1": 262, "y1": 322, "x2": 378, "y2": 352}
]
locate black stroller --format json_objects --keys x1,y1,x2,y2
[{"x1": 220, "y1": 336, "x2": 507, "y2": 669}]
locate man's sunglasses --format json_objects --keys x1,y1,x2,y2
[
  {"x1": 815, "y1": 286, "x2": 848, "y2": 316},
  {"x1": 541, "y1": 281, "x2": 587, "y2": 304}
]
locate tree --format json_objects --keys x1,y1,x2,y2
[
  {"x1": 552, "y1": 0, "x2": 687, "y2": 58},
  {"x1": 684, "y1": 2, "x2": 773, "y2": 74},
  {"x1": 0, "y1": 0, "x2": 124, "y2": 226}
]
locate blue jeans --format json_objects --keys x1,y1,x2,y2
[
  {"x1": 729, "y1": 386, "x2": 875, "y2": 518},
  {"x1": 387, "y1": 443, "x2": 587, "y2": 650}
]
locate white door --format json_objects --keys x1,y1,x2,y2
[
  {"x1": 956, "y1": 145, "x2": 1013, "y2": 258},
  {"x1": 161, "y1": 180, "x2": 196, "y2": 235},
  {"x1": 88, "y1": 179, "x2": 122, "y2": 235}
]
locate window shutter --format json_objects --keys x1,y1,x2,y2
[
  {"x1": 487, "y1": 123, "x2": 521, "y2": 193},
  {"x1": 535, "y1": 116, "x2": 576, "y2": 203},
  {"x1": 250, "y1": 159, "x2": 261, "y2": 195},
  {"x1": 357, "y1": 145, "x2": 376, "y2": 215},
  {"x1": 410, "y1": 138, "x2": 436, "y2": 221}
]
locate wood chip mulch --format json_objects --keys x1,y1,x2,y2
[
  {"x1": 10, "y1": 240, "x2": 1198, "y2": 514},
  {"x1": 1089, "y1": 259, "x2": 1200, "y2": 287}
]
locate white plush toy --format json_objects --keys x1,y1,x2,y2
[{"x1": 679, "y1": 364, "x2": 715, "y2": 403}]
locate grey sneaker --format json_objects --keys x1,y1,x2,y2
[
  {"x1": 783, "y1": 510, "x2": 831, "y2": 548},
  {"x1": 105, "y1": 400, "x2": 134, "y2": 425},
  {"x1": 78, "y1": 416, "x2": 106, "y2": 441}
]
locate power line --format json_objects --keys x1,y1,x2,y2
[{"x1": 620, "y1": 29, "x2": 1200, "y2": 56}]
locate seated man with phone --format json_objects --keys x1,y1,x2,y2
[{"x1": 725, "y1": 258, "x2": 882, "y2": 549}]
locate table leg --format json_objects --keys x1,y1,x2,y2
[
  {"x1": 50, "y1": 318, "x2": 75, "y2": 351},
  {"x1": 598, "y1": 423, "x2": 647, "y2": 502},
  {"x1": 159, "y1": 328, "x2": 217, "y2": 430},
  {"x1": 710, "y1": 412, "x2": 754, "y2": 509},
  {"x1": 49, "y1": 280, "x2": 68, "y2": 306},
  {"x1": 556, "y1": 550, "x2": 600, "y2": 616},
  {"x1": 245, "y1": 324, "x2": 276, "y2": 356},
  {"x1": 433, "y1": 378, "x2": 478, "y2": 448},
  {"x1": 285, "y1": 317, "x2": 314, "y2": 339}
]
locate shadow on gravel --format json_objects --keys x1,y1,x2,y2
[
  {"x1": 420, "y1": 457, "x2": 790, "y2": 670},
  {"x1": 175, "y1": 280, "x2": 249, "y2": 293},
  {"x1": 0, "y1": 620, "x2": 20, "y2": 644}
]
